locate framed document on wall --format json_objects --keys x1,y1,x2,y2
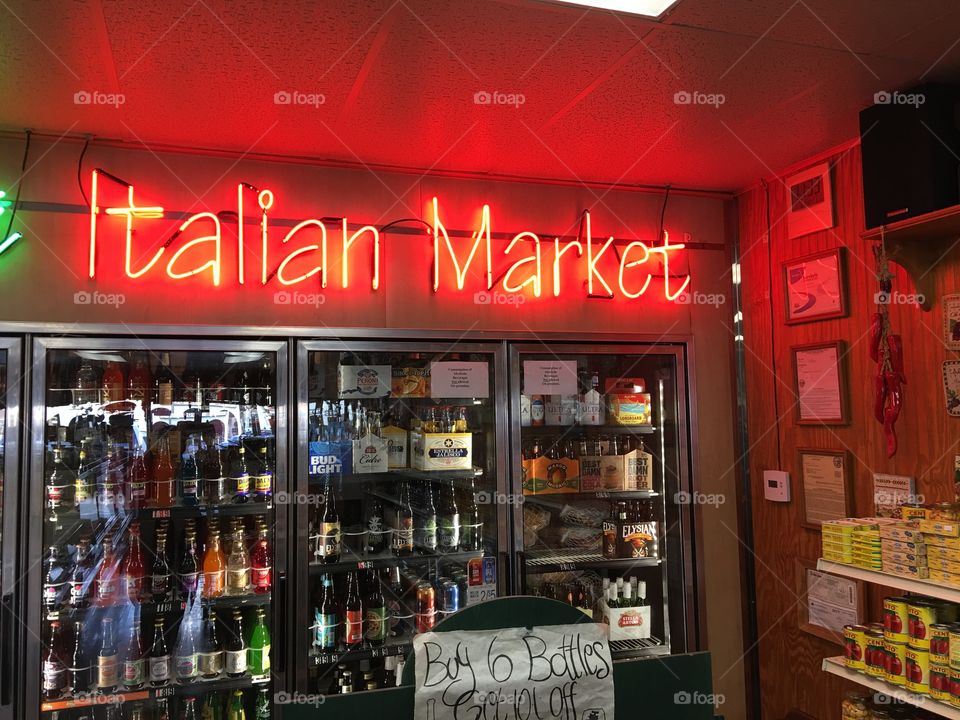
[
  {"x1": 798, "y1": 448, "x2": 852, "y2": 529},
  {"x1": 783, "y1": 248, "x2": 847, "y2": 324},
  {"x1": 795, "y1": 557, "x2": 864, "y2": 643},
  {"x1": 792, "y1": 342, "x2": 849, "y2": 425}
]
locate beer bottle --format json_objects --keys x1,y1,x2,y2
[
  {"x1": 153, "y1": 434, "x2": 175, "y2": 508},
  {"x1": 201, "y1": 692, "x2": 223, "y2": 720},
  {"x1": 203, "y1": 434, "x2": 228, "y2": 505},
  {"x1": 344, "y1": 570, "x2": 364, "y2": 646},
  {"x1": 75, "y1": 442, "x2": 93, "y2": 508},
  {"x1": 250, "y1": 525, "x2": 272, "y2": 594},
  {"x1": 127, "y1": 443, "x2": 148, "y2": 509},
  {"x1": 254, "y1": 687, "x2": 271, "y2": 719},
  {"x1": 232, "y1": 446, "x2": 251, "y2": 503},
  {"x1": 181, "y1": 696, "x2": 199, "y2": 720},
  {"x1": 68, "y1": 619, "x2": 92, "y2": 694},
  {"x1": 253, "y1": 444, "x2": 272, "y2": 502},
  {"x1": 459, "y1": 477, "x2": 482, "y2": 552},
  {"x1": 180, "y1": 437, "x2": 200, "y2": 506},
  {"x1": 248, "y1": 607, "x2": 270, "y2": 676},
  {"x1": 45, "y1": 448, "x2": 70, "y2": 521},
  {"x1": 97, "y1": 616, "x2": 119, "y2": 693},
  {"x1": 126, "y1": 352, "x2": 152, "y2": 413},
  {"x1": 365, "y1": 497, "x2": 387, "y2": 555},
  {"x1": 122, "y1": 521, "x2": 146, "y2": 603},
  {"x1": 198, "y1": 610, "x2": 224, "y2": 680},
  {"x1": 394, "y1": 481, "x2": 414, "y2": 557},
  {"x1": 315, "y1": 575, "x2": 337, "y2": 650},
  {"x1": 101, "y1": 360, "x2": 125, "y2": 404},
  {"x1": 42, "y1": 545, "x2": 66, "y2": 611},
  {"x1": 178, "y1": 531, "x2": 200, "y2": 598},
  {"x1": 364, "y1": 569, "x2": 387, "y2": 647},
  {"x1": 420, "y1": 482, "x2": 438, "y2": 553},
  {"x1": 202, "y1": 530, "x2": 226, "y2": 598},
  {"x1": 42, "y1": 620, "x2": 67, "y2": 700},
  {"x1": 385, "y1": 565, "x2": 405, "y2": 638},
  {"x1": 151, "y1": 525, "x2": 172, "y2": 602},
  {"x1": 437, "y1": 481, "x2": 460, "y2": 553},
  {"x1": 319, "y1": 477, "x2": 341, "y2": 564},
  {"x1": 122, "y1": 613, "x2": 146, "y2": 690},
  {"x1": 156, "y1": 697, "x2": 172, "y2": 720},
  {"x1": 225, "y1": 609, "x2": 247, "y2": 678},
  {"x1": 95, "y1": 538, "x2": 118, "y2": 607},
  {"x1": 454, "y1": 406, "x2": 468, "y2": 433},
  {"x1": 227, "y1": 690, "x2": 246, "y2": 720},
  {"x1": 148, "y1": 614, "x2": 171, "y2": 687},
  {"x1": 226, "y1": 529, "x2": 251, "y2": 596},
  {"x1": 154, "y1": 352, "x2": 176, "y2": 406}
]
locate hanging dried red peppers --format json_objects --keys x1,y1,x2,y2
[{"x1": 873, "y1": 232, "x2": 905, "y2": 458}]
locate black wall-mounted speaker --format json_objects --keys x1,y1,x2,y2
[{"x1": 860, "y1": 83, "x2": 960, "y2": 229}]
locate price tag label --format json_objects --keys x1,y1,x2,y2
[{"x1": 466, "y1": 583, "x2": 497, "y2": 606}]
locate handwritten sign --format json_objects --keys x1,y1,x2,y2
[
  {"x1": 414, "y1": 623, "x2": 614, "y2": 720},
  {"x1": 523, "y1": 360, "x2": 578, "y2": 396},
  {"x1": 431, "y1": 362, "x2": 490, "y2": 398}
]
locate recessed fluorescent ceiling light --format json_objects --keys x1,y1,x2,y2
[{"x1": 548, "y1": 0, "x2": 680, "y2": 17}]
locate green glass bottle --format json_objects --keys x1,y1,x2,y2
[
  {"x1": 248, "y1": 608, "x2": 270, "y2": 676},
  {"x1": 254, "y1": 688, "x2": 271, "y2": 719},
  {"x1": 227, "y1": 690, "x2": 246, "y2": 720}
]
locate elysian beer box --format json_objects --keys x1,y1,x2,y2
[
  {"x1": 352, "y1": 433, "x2": 389, "y2": 473},
  {"x1": 337, "y1": 365, "x2": 391, "y2": 398},
  {"x1": 605, "y1": 378, "x2": 652, "y2": 426},
  {"x1": 410, "y1": 431, "x2": 472, "y2": 471},
  {"x1": 309, "y1": 441, "x2": 352, "y2": 476},
  {"x1": 605, "y1": 603, "x2": 652, "y2": 641},
  {"x1": 521, "y1": 455, "x2": 580, "y2": 495},
  {"x1": 580, "y1": 448, "x2": 652, "y2": 491},
  {"x1": 382, "y1": 425, "x2": 408, "y2": 468},
  {"x1": 603, "y1": 520, "x2": 658, "y2": 559}
]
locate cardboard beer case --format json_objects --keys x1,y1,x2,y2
[
  {"x1": 603, "y1": 520, "x2": 659, "y2": 559},
  {"x1": 309, "y1": 440, "x2": 352, "y2": 477},
  {"x1": 605, "y1": 603, "x2": 652, "y2": 641},
  {"x1": 605, "y1": 377, "x2": 652, "y2": 426},
  {"x1": 382, "y1": 425, "x2": 408, "y2": 468},
  {"x1": 352, "y1": 433, "x2": 389, "y2": 474},
  {"x1": 337, "y1": 365, "x2": 392, "y2": 398},
  {"x1": 411, "y1": 431, "x2": 472, "y2": 471},
  {"x1": 391, "y1": 366, "x2": 430, "y2": 398},
  {"x1": 522, "y1": 455, "x2": 580, "y2": 495},
  {"x1": 581, "y1": 449, "x2": 650, "y2": 491}
]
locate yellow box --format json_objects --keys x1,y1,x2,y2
[
  {"x1": 885, "y1": 562, "x2": 929, "y2": 578},
  {"x1": 928, "y1": 545, "x2": 960, "y2": 563},
  {"x1": 410, "y1": 431, "x2": 472, "y2": 471},
  {"x1": 920, "y1": 519, "x2": 960, "y2": 537},
  {"x1": 927, "y1": 535, "x2": 960, "y2": 551},
  {"x1": 928, "y1": 569, "x2": 960, "y2": 587},
  {"x1": 881, "y1": 539, "x2": 927, "y2": 555},
  {"x1": 882, "y1": 551, "x2": 927, "y2": 567},
  {"x1": 880, "y1": 524, "x2": 924, "y2": 542}
]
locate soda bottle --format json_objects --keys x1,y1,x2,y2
[
  {"x1": 198, "y1": 609, "x2": 223, "y2": 680},
  {"x1": 178, "y1": 531, "x2": 200, "y2": 598},
  {"x1": 151, "y1": 525, "x2": 173, "y2": 602},
  {"x1": 45, "y1": 448, "x2": 70, "y2": 522},
  {"x1": 247, "y1": 608, "x2": 270, "y2": 676},
  {"x1": 127, "y1": 443, "x2": 149, "y2": 509},
  {"x1": 153, "y1": 434, "x2": 175, "y2": 508},
  {"x1": 97, "y1": 616, "x2": 119, "y2": 693},
  {"x1": 68, "y1": 619, "x2": 92, "y2": 694},
  {"x1": 364, "y1": 569, "x2": 387, "y2": 647},
  {"x1": 202, "y1": 530, "x2": 226, "y2": 598},
  {"x1": 122, "y1": 613, "x2": 146, "y2": 690},
  {"x1": 180, "y1": 437, "x2": 200, "y2": 506},
  {"x1": 148, "y1": 614, "x2": 171, "y2": 687},
  {"x1": 344, "y1": 571, "x2": 364, "y2": 646},
  {"x1": 95, "y1": 537, "x2": 119, "y2": 607},
  {"x1": 201, "y1": 434, "x2": 228, "y2": 505},
  {"x1": 42, "y1": 545, "x2": 66, "y2": 612},
  {"x1": 42, "y1": 620, "x2": 67, "y2": 700},
  {"x1": 253, "y1": 444, "x2": 272, "y2": 502},
  {"x1": 227, "y1": 690, "x2": 246, "y2": 720},
  {"x1": 226, "y1": 529, "x2": 251, "y2": 596},
  {"x1": 225, "y1": 609, "x2": 247, "y2": 678},
  {"x1": 122, "y1": 521, "x2": 146, "y2": 603},
  {"x1": 175, "y1": 612, "x2": 199, "y2": 684},
  {"x1": 254, "y1": 687, "x2": 271, "y2": 719},
  {"x1": 250, "y1": 526, "x2": 272, "y2": 594},
  {"x1": 231, "y1": 446, "x2": 250, "y2": 503}
]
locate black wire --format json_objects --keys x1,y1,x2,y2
[
  {"x1": 762, "y1": 179, "x2": 783, "y2": 466},
  {"x1": 3, "y1": 129, "x2": 32, "y2": 242},
  {"x1": 77, "y1": 136, "x2": 91, "y2": 207},
  {"x1": 658, "y1": 185, "x2": 671, "y2": 243}
]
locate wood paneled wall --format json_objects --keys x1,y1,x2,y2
[{"x1": 739, "y1": 144, "x2": 960, "y2": 719}]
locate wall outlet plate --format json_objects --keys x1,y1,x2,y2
[{"x1": 763, "y1": 470, "x2": 790, "y2": 502}]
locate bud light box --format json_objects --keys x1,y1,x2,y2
[
  {"x1": 352, "y1": 433, "x2": 388, "y2": 473},
  {"x1": 410, "y1": 431, "x2": 472, "y2": 471},
  {"x1": 337, "y1": 364, "x2": 392, "y2": 398},
  {"x1": 605, "y1": 602, "x2": 652, "y2": 641},
  {"x1": 308, "y1": 441, "x2": 352, "y2": 476}
]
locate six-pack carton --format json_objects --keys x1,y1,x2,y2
[{"x1": 411, "y1": 431, "x2": 472, "y2": 471}]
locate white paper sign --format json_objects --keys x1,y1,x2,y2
[
  {"x1": 414, "y1": 623, "x2": 613, "y2": 720},
  {"x1": 430, "y1": 362, "x2": 490, "y2": 398},
  {"x1": 523, "y1": 360, "x2": 578, "y2": 396}
]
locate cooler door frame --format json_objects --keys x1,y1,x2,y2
[
  {"x1": 25, "y1": 336, "x2": 289, "y2": 720},
  {"x1": 0, "y1": 337, "x2": 21, "y2": 720},
  {"x1": 507, "y1": 341, "x2": 702, "y2": 654},
  {"x1": 292, "y1": 339, "x2": 510, "y2": 693}
]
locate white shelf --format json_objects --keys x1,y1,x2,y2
[
  {"x1": 822, "y1": 656, "x2": 960, "y2": 718},
  {"x1": 816, "y1": 559, "x2": 960, "y2": 604}
]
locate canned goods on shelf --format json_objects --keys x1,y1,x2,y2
[
  {"x1": 882, "y1": 596, "x2": 909, "y2": 642},
  {"x1": 931, "y1": 623, "x2": 952, "y2": 665},
  {"x1": 865, "y1": 628, "x2": 886, "y2": 678},
  {"x1": 931, "y1": 663, "x2": 952, "y2": 701},
  {"x1": 883, "y1": 638, "x2": 907, "y2": 685},
  {"x1": 905, "y1": 645, "x2": 930, "y2": 695},
  {"x1": 908, "y1": 599, "x2": 938, "y2": 649},
  {"x1": 843, "y1": 624, "x2": 867, "y2": 671}
]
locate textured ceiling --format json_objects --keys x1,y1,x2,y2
[{"x1": 1, "y1": 0, "x2": 960, "y2": 191}]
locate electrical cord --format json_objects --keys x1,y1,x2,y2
[
  {"x1": 77, "y1": 135, "x2": 92, "y2": 207},
  {"x1": 658, "y1": 184, "x2": 671, "y2": 244},
  {"x1": 4, "y1": 129, "x2": 32, "y2": 242}
]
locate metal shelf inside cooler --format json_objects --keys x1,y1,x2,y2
[
  {"x1": 609, "y1": 636, "x2": 669, "y2": 659},
  {"x1": 524, "y1": 550, "x2": 661, "y2": 572}
]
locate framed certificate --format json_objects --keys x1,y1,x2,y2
[
  {"x1": 795, "y1": 557, "x2": 863, "y2": 643},
  {"x1": 783, "y1": 248, "x2": 846, "y2": 324},
  {"x1": 792, "y1": 342, "x2": 848, "y2": 425},
  {"x1": 797, "y1": 448, "x2": 852, "y2": 529}
]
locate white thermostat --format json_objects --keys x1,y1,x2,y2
[{"x1": 763, "y1": 470, "x2": 790, "y2": 502}]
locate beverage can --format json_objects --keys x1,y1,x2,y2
[
  {"x1": 416, "y1": 582, "x2": 436, "y2": 633},
  {"x1": 905, "y1": 645, "x2": 930, "y2": 694},
  {"x1": 883, "y1": 596, "x2": 909, "y2": 642},
  {"x1": 442, "y1": 581, "x2": 459, "y2": 614}
]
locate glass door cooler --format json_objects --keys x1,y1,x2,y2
[
  {"x1": 510, "y1": 343, "x2": 696, "y2": 659},
  {"x1": 27, "y1": 339, "x2": 287, "y2": 720},
  {"x1": 293, "y1": 341, "x2": 507, "y2": 698},
  {"x1": 0, "y1": 338, "x2": 21, "y2": 720}
]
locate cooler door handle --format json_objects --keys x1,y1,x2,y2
[
  {"x1": 517, "y1": 551, "x2": 527, "y2": 595},
  {"x1": 0, "y1": 592, "x2": 13, "y2": 706},
  {"x1": 275, "y1": 571, "x2": 286, "y2": 675},
  {"x1": 498, "y1": 551, "x2": 511, "y2": 597}
]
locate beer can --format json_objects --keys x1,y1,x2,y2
[
  {"x1": 952, "y1": 666, "x2": 960, "y2": 707},
  {"x1": 843, "y1": 625, "x2": 867, "y2": 671},
  {"x1": 932, "y1": 623, "x2": 952, "y2": 665},
  {"x1": 931, "y1": 663, "x2": 952, "y2": 701},
  {"x1": 908, "y1": 599, "x2": 938, "y2": 649},
  {"x1": 482, "y1": 556, "x2": 496, "y2": 585},
  {"x1": 467, "y1": 558, "x2": 482, "y2": 586},
  {"x1": 442, "y1": 580, "x2": 460, "y2": 614},
  {"x1": 905, "y1": 645, "x2": 930, "y2": 694},
  {"x1": 883, "y1": 638, "x2": 906, "y2": 685},
  {"x1": 865, "y1": 628, "x2": 886, "y2": 677},
  {"x1": 882, "y1": 596, "x2": 909, "y2": 642},
  {"x1": 415, "y1": 582, "x2": 435, "y2": 634}
]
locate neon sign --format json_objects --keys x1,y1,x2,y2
[{"x1": 86, "y1": 169, "x2": 690, "y2": 301}]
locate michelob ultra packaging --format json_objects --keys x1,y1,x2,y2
[{"x1": 411, "y1": 431, "x2": 472, "y2": 471}]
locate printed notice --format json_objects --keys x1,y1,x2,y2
[
  {"x1": 430, "y1": 362, "x2": 490, "y2": 398},
  {"x1": 805, "y1": 568, "x2": 858, "y2": 633},
  {"x1": 795, "y1": 346, "x2": 844, "y2": 421},
  {"x1": 523, "y1": 360, "x2": 578, "y2": 396},
  {"x1": 414, "y1": 623, "x2": 614, "y2": 720}
]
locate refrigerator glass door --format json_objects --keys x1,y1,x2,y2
[
  {"x1": 294, "y1": 342, "x2": 507, "y2": 697},
  {"x1": 511, "y1": 344, "x2": 692, "y2": 659},
  {"x1": 30, "y1": 339, "x2": 286, "y2": 720},
  {"x1": 0, "y1": 338, "x2": 20, "y2": 720}
]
